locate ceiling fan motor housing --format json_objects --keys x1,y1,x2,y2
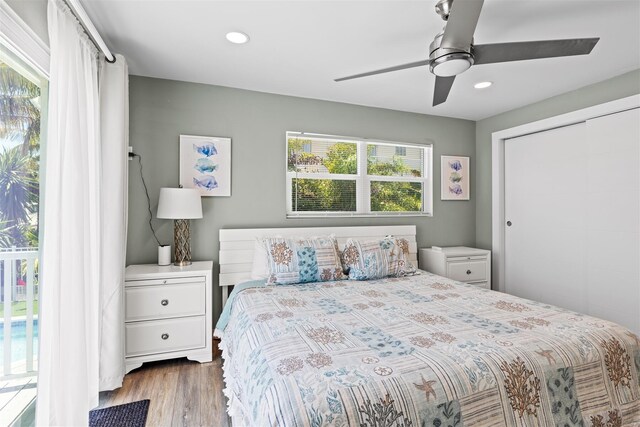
[{"x1": 429, "y1": 30, "x2": 474, "y2": 77}]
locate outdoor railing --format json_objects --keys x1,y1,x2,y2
[{"x1": 0, "y1": 247, "x2": 39, "y2": 377}]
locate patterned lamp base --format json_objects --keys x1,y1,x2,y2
[{"x1": 173, "y1": 219, "x2": 192, "y2": 266}]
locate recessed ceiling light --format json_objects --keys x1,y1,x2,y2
[
  {"x1": 226, "y1": 31, "x2": 249, "y2": 44},
  {"x1": 474, "y1": 81, "x2": 493, "y2": 89}
]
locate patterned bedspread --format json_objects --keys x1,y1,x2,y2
[{"x1": 218, "y1": 273, "x2": 640, "y2": 426}]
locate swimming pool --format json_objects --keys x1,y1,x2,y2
[{"x1": 0, "y1": 319, "x2": 39, "y2": 368}]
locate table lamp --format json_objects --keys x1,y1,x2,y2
[{"x1": 157, "y1": 187, "x2": 203, "y2": 266}]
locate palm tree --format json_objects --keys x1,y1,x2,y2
[
  {"x1": 0, "y1": 61, "x2": 41, "y2": 154},
  {"x1": 0, "y1": 219, "x2": 15, "y2": 247},
  {"x1": 0, "y1": 60, "x2": 41, "y2": 248},
  {"x1": 0, "y1": 146, "x2": 36, "y2": 247}
]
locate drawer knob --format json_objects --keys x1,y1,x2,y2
[
  {"x1": 466, "y1": 270, "x2": 472, "y2": 275},
  {"x1": 161, "y1": 299, "x2": 169, "y2": 306},
  {"x1": 161, "y1": 333, "x2": 169, "y2": 340},
  {"x1": 162, "y1": 280, "x2": 167, "y2": 284}
]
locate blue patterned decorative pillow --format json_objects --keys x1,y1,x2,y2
[
  {"x1": 342, "y1": 237, "x2": 416, "y2": 280},
  {"x1": 263, "y1": 236, "x2": 346, "y2": 285}
]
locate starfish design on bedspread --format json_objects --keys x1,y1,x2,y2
[{"x1": 414, "y1": 374, "x2": 437, "y2": 402}]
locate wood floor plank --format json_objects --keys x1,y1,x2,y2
[
  {"x1": 171, "y1": 361, "x2": 202, "y2": 427},
  {"x1": 211, "y1": 361, "x2": 232, "y2": 427},
  {"x1": 96, "y1": 357, "x2": 232, "y2": 427},
  {"x1": 200, "y1": 361, "x2": 230, "y2": 427},
  {"x1": 132, "y1": 365, "x2": 158, "y2": 404},
  {"x1": 107, "y1": 371, "x2": 141, "y2": 407},
  {"x1": 145, "y1": 369, "x2": 179, "y2": 427},
  {"x1": 199, "y1": 363, "x2": 215, "y2": 427}
]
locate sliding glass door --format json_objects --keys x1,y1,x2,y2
[{"x1": 0, "y1": 40, "x2": 47, "y2": 426}]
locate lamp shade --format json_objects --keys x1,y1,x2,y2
[{"x1": 157, "y1": 188, "x2": 203, "y2": 219}]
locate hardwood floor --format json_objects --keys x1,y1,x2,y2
[{"x1": 97, "y1": 341, "x2": 231, "y2": 427}]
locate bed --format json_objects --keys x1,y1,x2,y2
[{"x1": 216, "y1": 226, "x2": 640, "y2": 426}]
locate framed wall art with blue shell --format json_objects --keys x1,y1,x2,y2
[
  {"x1": 179, "y1": 135, "x2": 231, "y2": 196},
  {"x1": 440, "y1": 155, "x2": 469, "y2": 200}
]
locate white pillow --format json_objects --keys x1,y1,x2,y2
[{"x1": 250, "y1": 239, "x2": 270, "y2": 280}]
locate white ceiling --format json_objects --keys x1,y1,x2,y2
[{"x1": 83, "y1": 0, "x2": 640, "y2": 120}]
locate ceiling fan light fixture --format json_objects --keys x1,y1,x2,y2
[
  {"x1": 474, "y1": 81, "x2": 493, "y2": 89},
  {"x1": 430, "y1": 53, "x2": 474, "y2": 77},
  {"x1": 225, "y1": 31, "x2": 249, "y2": 44}
]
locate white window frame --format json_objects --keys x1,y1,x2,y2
[
  {"x1": 0, "y1": 2, "x2": 50, "y2": 78},
  {"x1": 0, "y1": 3, "x2": 49, "y2": 423},
  {"x1": 286, "y1": 131, "x2": 433, "y2": 218}
]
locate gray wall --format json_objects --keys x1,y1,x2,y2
[
  {"x1": 6, "y1": 0, "x2": 48, "y2": 45},
  {"x1": 128, "y1": 76, "x2": 476, "y2": 318},
  {"x1": 475, "y1": 69, "x2": 640, "y2": 249}
]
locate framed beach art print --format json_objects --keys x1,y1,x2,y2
[
  {"x1": 441, "y1": 155, "x2": 469, "y2": 200},
  {"x1": 180, "y1": 135, "x2": 231, "y2": 196}
]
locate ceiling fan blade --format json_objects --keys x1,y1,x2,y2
[
  {"x1": 334, "y1": 59, "x2": 431, "y2": 82},
  {"x1": 433, "y1": 75, "x2": 456, "y2": 106},
  {"x1": 473, "y1": 38, "x2": 599, "y2": 65},
  {"x1": 440, "y1": 0, "x2": 485, "y2": 50}
]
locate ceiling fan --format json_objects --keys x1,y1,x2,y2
[{"x1": 334, "y1": 0, "x2": 599, "y2": 106}]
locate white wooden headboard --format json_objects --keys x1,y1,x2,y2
[{"x1": 218, "y1": 225, "x2": 417, "y2": 305}]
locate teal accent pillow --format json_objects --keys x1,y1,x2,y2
[
  {"x1": 342, "y1": 237, "x2": 416, "y2": 280},
  {"x1": 263, "y1": 236, "x2": 346, "y2": 285}
]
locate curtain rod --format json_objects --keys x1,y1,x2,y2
[{"x1": 63, "y1": 0, "x2": 115, "y2": 63}]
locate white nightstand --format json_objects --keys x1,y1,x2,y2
[
  {"x1": 124, "y1": 261, "x2": 213, "y2": 373},
  {"x1": 419, "y1": 247, "x2": 491, "y2": 290}
]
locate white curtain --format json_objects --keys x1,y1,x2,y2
[
  {"x1": 98, "y1": 55, "x2": 128, "y2": 392},
  {"x1": 37, "y1": 0, "x2": 128, "y2": 425}
]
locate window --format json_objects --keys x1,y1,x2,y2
[
  {"x1": 286, "y1": 132, "x2": 432, "y2": 217},
  {"x1": 0, "y1": 18, "x2": 48, "y2": 427}
]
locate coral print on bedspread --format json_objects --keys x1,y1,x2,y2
[{"x1": 218, "y1": 273, "x2": 640, "y2": 426}]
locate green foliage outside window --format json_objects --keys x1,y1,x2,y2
[
  {"x1": 292, "y1": 178, "x2": 356, "y2": 212},
  {"x1": 289, "y1": 139, "x2": 423, "y2": 212},
  {"x1": 368, "y1": 151, "x2": 421, "y2": 211},
  {"x1": 323, "y1": 143, "x2": 357, "y2": 174},
  {"x1": 370, "y1": 181, "x2": 421, "y2": 212}
]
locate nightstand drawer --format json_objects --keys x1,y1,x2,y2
[
  {"x1": 468, "y1": 281, "x2": 490, "y2": 290},
  {"x1": 125, "y1": 281, "x2": 205, "y2": 322},
  {"x1": 124, "y1": 276, "x2": 203, "y2": 288},
  {"x1": 125, "y1": 316, "x2": 205, "y2": 357},
  {"x1": 448, "y1": 260, "x2": 487, "y2": 282}
]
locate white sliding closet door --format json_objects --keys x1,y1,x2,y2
[
  {"x1": 505, "y1": 123, "x2": 588, "y2": 313},
  {"x1": 504, "y1": 108, "x2": 640, "y2": 333},
  {"x1": 584, "y1": 109, "x2": 639, "y2": 332}
]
